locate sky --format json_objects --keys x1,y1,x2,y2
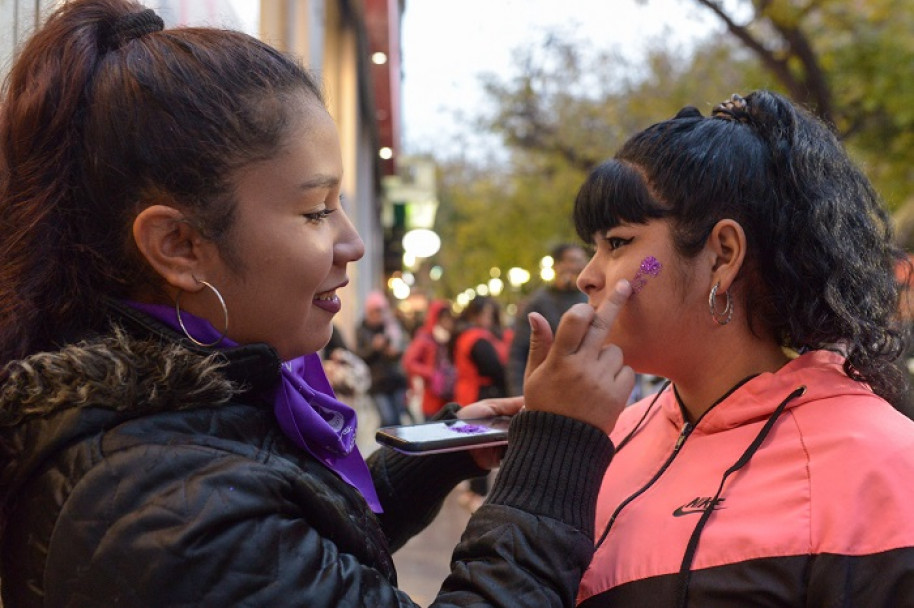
[
  {"x1": 399, "y1": 0, "x2": 726, "y2": 157},
  {"x1": 225, "y1": 0, "x2": 731, "y2": 158}
]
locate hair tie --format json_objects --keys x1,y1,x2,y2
[
  {"x1": 712, "y1": 93, "x2": 752, "y2": 124},
  {"x1": 102, "y1": 9, "x2": 164, "y2": 52}
]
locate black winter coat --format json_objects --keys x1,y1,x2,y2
[{"x1": 0, "y1": 304, "x2": 614, "y2": 607}]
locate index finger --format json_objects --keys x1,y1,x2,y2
[{"x1": 579, "y1": 279, "x2": 632, "y2": 351}]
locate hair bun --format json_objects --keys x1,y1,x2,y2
[
  {"x1": 712, "y1": 93, "x2": 752, "y2": 124},
  {"x1": 101, "y1": 9, "x2": 164, "y2": 52}
]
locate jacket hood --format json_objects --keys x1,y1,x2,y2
[
  {"x1": 422, "y1": 300, "x2": 452, "y2": 333},
  {"x1": 0, "y1": 304, "x2": 282, "y2": 507},
  {"x1": 661, "y1": 349, "x2": 877, "y2": 433}
]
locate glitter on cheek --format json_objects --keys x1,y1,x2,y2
[{"x1": 631, "y1": 255, "x2": 662, "y2": 294}]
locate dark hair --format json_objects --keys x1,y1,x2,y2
[
  {"x1": 550, "y1": 243, "x2": 586, "y2": 263},
  {"x1": 459, "y1": 296, "x2": 499, "y2": 324},
  {"x1": 573, "y1": 91, "x2": 910, "y2": 407},
  {"x1": 0, "y1": 0, "x2": 324, "y2": 362}
]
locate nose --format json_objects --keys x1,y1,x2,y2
[
  {"x1": 335, "y1": 211, "x2": 365, "y2": 264},
  {"x1": 576, "y1": 256, "x2": 602, "y2": 297}
]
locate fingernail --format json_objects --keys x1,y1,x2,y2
[{"x1": 528, "y1": 313, "x2": 536, "y2": 331}]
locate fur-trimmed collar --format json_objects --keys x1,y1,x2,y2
[
  {"x1": 0, "y1": 327, "x2": 237, "y2": 428},
  {"x1": 0, "y1": 310, "x2": 282, "y2": 502}
]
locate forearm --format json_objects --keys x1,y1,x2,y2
[
  {"x1": 433, "y1": 411, "x2": 615, "y2": 607},
  {"x1": 370, "y1": 445, "x2": 485, "y2": 551}
]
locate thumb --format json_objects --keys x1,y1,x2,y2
[{"x1": 524, "y1": 312, "x2": 553, "y2": 384}]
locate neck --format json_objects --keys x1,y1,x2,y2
[{"x1": 672, "y1": 334, "x2": 790, "y2": 423}]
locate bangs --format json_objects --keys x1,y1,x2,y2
[{"x1": 573, "y1": 160, "x2": 669, "y2": 243}]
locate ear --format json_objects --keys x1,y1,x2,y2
[
  {"x1": 132, "y1": 205, "x2": 215, "y2": 293},
  {"x1": 706, "y1": 219, "x2": 747, "y2": 292}
]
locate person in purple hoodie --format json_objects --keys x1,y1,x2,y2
[{"x1": 0, "y1": 1, "x2": 635, "y2": 606}]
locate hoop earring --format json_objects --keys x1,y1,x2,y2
[
  {"x1": 708, "y1": 281, "x2": 733, "y2": 326},
  {"x1": 175, "y1": 279, "x2": 229, "y2": 347}
]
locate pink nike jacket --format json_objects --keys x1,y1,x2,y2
[{"x1": 578, "y1": 350, "x2": 914, "y2": 607}]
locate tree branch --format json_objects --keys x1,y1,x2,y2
[{"x1": 695, "y1": 0, "x2": 804, "y2": 103}]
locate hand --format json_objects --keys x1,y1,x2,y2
[
  {"x1": 456, "y1": 395, "x2": 524, "y2": 470},
  {"x1": 522, "y1": 280, "x2": 635, "y2": 434}
]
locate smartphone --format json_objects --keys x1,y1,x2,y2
[{"x1": 375, "y1": 416, "x2": 512, "y2": 455}]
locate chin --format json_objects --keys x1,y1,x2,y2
[
  {"x1": 311, "y1": 323, "x2": 335, "y2": 353},
  {"x1": 273, "y1": 329, "x2": 332, "y2": 362}
]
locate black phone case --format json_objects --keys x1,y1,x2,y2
[{"x1": 375, "y1": 417, "x2": 511, "y2": 455}]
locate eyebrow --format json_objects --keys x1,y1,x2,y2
[{"x1": 298, "y1": 174, "x2": 340, "y2": 190}]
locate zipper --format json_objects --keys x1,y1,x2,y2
[{"x1": 595, "y1": 420, "x2": 693, "y2": 549}]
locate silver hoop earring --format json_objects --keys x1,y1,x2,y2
[
  {"x1": 175, "y1": 279, "x2": 229, "y2": 347},
  {"x1": 708, "y1": 281, "x2": 733, "y2": 326}
]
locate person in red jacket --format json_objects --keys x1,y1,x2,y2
[
  {"x1": 573, "y1": 91, "x2": 914, "y2": 607},
  {"x1": 451, "y1": 296, "x2": 508, "y2": 509},
  {"x1": 452, "y1": 296, "x2": 507, "y2": 406},
  {"x1": 402, "y1": 299, "x2": 456, "y2": 419}
]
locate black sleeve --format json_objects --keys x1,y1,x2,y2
[
  {"x1": 434, "y1": 411, "x2": 615, "y2": 607},
  {"x1": 470, "y1": 338, "x2": 506, "y2": 395}
]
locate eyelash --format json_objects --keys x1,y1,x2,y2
[
  {"x1": 303, "y1": 209, "x2": 336, "y2": 223},
  {"x1": 604, "y1": 236, "x2": 633, "y2": 251}
]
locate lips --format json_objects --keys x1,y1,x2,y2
[{"x1": 313, "y1": 288, "x2": 342, "y2": 314}]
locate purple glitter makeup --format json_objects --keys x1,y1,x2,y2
[
  {"x1": 631, "y1": 256, "x2": 662, "y2": 294},
  {"x1": 452, "y1": 424, "x2": 488, "y2": 434}
]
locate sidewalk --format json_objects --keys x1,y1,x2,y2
[{"x1": 355, "y1": 395, "x2": 475, "y2": 606}]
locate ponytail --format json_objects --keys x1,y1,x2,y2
[
  {"x1": 0, "y1": 0, "x2": 140, "y2": 361},
  {"x1": 721, "y1": 91, "x2": 908, "y2": 408}
]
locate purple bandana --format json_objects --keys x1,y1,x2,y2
[{"x1": 126, "y1": 301, "x2": 382, "y2": 512}]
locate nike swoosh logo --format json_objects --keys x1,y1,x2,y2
[{"x1": 672, "y1": 506, "x2": 707, "y2": 517}]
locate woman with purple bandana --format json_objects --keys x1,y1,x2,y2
[{"x1": 0, "y1": 1, "x2": 634, "y2": 606}]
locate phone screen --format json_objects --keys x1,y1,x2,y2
[{"x1": 375, "y1": 416, "x2": 512, "y2": 455}]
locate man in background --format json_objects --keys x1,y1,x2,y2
[{"x1": 507, "y1": 244, "x2": 588, "y2": 395}]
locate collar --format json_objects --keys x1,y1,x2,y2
[
  {"x1": 106, "y1": 298, "x2": 282, "y2": 400},
  {"x1": 661, "y1": 350, "x2": 867, "y2": 433}
]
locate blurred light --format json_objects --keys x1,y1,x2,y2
[
  {"x1": 456, "y1": 293, "x2": 470, "y2": 308},
  {"x1": 489, "y1": 267, "x2": 501, "y2": 278},
  {"x1": 379, "y1": 147, "x2": 393, "y2": 160},
  {"x1": 463, "y1": 288, "x2": 477, "y2": 299},
  {"x1": 507, "y1": 267, "x2": 531, "y2": 287},
  {"x1": 540, "y1": 267, "x2": 556, "y2": 282},
  {"x1": 506, "y1": 303, "x2": 517, "y2": 317},
  {"x1": 402, "y1": 228, "x2": 441, "y2": 258},
  {"x1": 402, "y1": 252, "x2": 417, "y2": 269},
  {"x1": 488, "y1": 277, "x2": 504, "y2": 296},
  {"x1": 540, "y1": 255, "x2": 555, "y2": 269},
  {"x1": 429, "y1": 265, "x2": 443, "y2": 281},
  {"x1": 390, "y1": 277, "x2": 411, "y2": 300},
  {"x1": 402, "y1": 272, "x2": 415, "y2": 286},
  {"x1": 476, "y1": 283, "x2": 489, "y2": 296},
  {"x1": 371, "y1": 51, "x2": 388, "y2": 65}
]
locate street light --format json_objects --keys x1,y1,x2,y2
[
  {"x1": 488, "y1": 277, "x2": 504, "y2": 296},
  {"x1": 402, "y1": 228, "x2": 441, "y2": 259},
  {"x1": 507, "y1": 267, "x2": 531, "y2": 288}
]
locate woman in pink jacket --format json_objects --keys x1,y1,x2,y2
[{"x1": 573, "y1": 91, "x2": 914, "y2": 607}]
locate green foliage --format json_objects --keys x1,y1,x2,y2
[
  {"x1": 425, "y1": 0, "x2": 914, "y2": 299},
  {"x1": 694, "y1": 0, "x2": 914, "y2": 223},
  {"x1": 429, "y1": 33, "x2": 763, "y2": 298}
]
